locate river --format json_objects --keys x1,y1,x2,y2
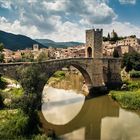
[{"x1": 41, "y1": 72, "x2": 140, "y2": 140}]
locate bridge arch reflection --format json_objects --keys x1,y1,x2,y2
[{"x1": 40, "y1": 95, "x2": 119, "y2": 140}]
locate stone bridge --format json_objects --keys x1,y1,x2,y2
[
  {"x1": 0, "y1": 57, "x2": 122, "y2": 94},
  {"x1": 0, "y1": 28, "x2": 122, "y2": 95}
]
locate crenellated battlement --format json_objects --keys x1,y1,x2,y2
[
  {"x1": 86, "y1": 28, "x2": 103, "y2": 33},
  {"x1": 95, "y1": 28, "x2": 103, "y2": 32}
]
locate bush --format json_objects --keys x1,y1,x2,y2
[
  {"x1": 18, "y1": 65, "x2": 47, "y2": 94},
  {"x1": 32, "y1": 134, "x2": 48, "y2": 140},
  {"x1": 0, "y1": 77, "x2": 7, "y2": 89},
  {"x1": 130, "y1": 70, "x2": 140, "y2": 78},
  {"x1": 53, "y1": 71, "x2": 65, "y2": 78},
  {"x1": 0, "y1": 107, "x2": 42, "y2": 139},
  {"x1": 113, "y1": 49, "x2": 119, "y2": 58},
  {"x1": 0, "y1": 109, "x2": 29, "y2": 139},
  {"x1": 127, "y1": 81, "x2": 140, "y2": 91},
  {"x1": 0, "y1": 92, "x2": 4, "y2": 108}
]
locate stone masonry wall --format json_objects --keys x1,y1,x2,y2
[
  {"x1": 102, "y1": 58, "x2": 122, "y2": 88},
  {"x1": 94, "y1": 29, "x2": 103, "y2": 58}
]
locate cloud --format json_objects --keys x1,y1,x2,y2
[
  {"x1": 45, "y1": 21, "x2": 85, "y2": 42},
  {"x1": 0, "y1": 0, "x2": 117, "y2": 40},
  {"x1": 1, "y1": 0, "x2": 116, "y2": 32},
  {"x1": 119, "y1": 0, "x2": 136, "y2": 4},
  {"x1": 1, "y1": 15, "x2": 140, "y2": 43},
  {"x1": 0, "y1": 0, "x2": 12, "y2": 9},
  {"x1": 94, "y1": 21, "x2": 140, "y2": 38},
  {"x1": 80, "y1": 1, "x2": 117, "y2": 25},
  {"x1": 0, "y1": 16, "x2": 41, "y2": 38},
  {"x1": 0, "y1": 0, "x2": 140, "y2": 43}
]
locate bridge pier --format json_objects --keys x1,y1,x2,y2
[{"x1": 85, "y1": 58, "x2": 108, "y2": 96}]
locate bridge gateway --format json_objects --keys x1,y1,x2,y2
[{"x1": 0, "y1": 28, "x2": 122, "y2": 95}]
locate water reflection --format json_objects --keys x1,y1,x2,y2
[
  {"x1": 42, "y1": 86, "x2": 85, "y2": 125},
  {"x1": 41, "y1": 73, "x2": 140, "y2": 140},
  {"x1": 41, "y1": 93, "x2": 119, "y2": 140},
  {"x1": 102, "y1": 109, "x2": 140, "y2": 140}
]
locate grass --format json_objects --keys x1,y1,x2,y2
[
  {"x1": 110, "y1": 90, "x2": 140, "y2": 110},
  {"x1": 110, "y1": 80, "x2": 140, "y2": 110}
]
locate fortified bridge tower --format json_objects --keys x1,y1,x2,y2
[
  {"x1": 85, "y1": 28, "x2": 122, "y2": 93},
  {"x1": 85, "y1": 29, "x2": 105, "y2": 92}
]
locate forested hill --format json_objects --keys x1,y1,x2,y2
[
  {"x1": 0, "y1": 30, "x2": 45, "y2": 51},
  {"x1": 35, "y1": 39, "x2": 84, "y2": 48},
  {"x1": 0, "y1": 30, "x2": 84, "y2": 50}
]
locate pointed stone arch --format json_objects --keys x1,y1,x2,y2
[{"x1": 87, "y1": 47, "x2": 92, "y2": 58}]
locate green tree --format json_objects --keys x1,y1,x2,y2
[
  {"x1": 16, "y1": 65, "x2": 46, "y2": 135},
  {"x1": 0, "y1": 43, "x2": 4, "y2": 62},
  {"x1": 17, "y1": 65, "x2": 47, "y2": 110},
  {"x1": 18, "y1": 65, "x2": 47, "y2": 94},
  {"x1": 21, "y1": 52, "x2": 34, "y2": 62},
  {"x1": 122, "y1": 52, "x2": 140, "y2": 72},
  {"x1": 113, "y1": 49, "x2": 119, "y2": 58},
  {"x1": 0, "y1": 92, "x2": 4, "y2": 108},
  {"x1": 0, "y1": 43, "x2": 4, "y2": 52},
  {"x1": 103, "y1": 36, "x2": 108, "y2": 41},
  {"x1": 36, "y1": 51, "x2": 48, "y2": 62},
  {"x1": 0, "y1": 53, "x2": 4, "y2": 62},
  {"x1": 110, "y1": 30, "x2": 119, "y2": 42},
  {"x1": 107, "y1": 33, "x2": 110, "y2": 40}
]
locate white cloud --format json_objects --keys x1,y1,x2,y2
[
  {"x1": 1, "y1": 16, "x2": 140, "y2": 43},
  {"x1": 6, "y1": 0, "x2": 116, "y2": 31},
  {"x1": 42, "y1": 0, "x2": 66, "y2": 11},
  {"x1": 0, "y1": 0, "x2": 140, "y2": 43},
  {"x1": 119, "y1": 0, "x2": 136, "y2": 4},
  {"x1": 0, "y1": 0, "x2": 12, "y2": 9},
  {"x1": 0, "y1": 16, "x2": 41, "y2": 38},
  {"x1": 94, "y1": 21, "x2": 140, "y2": 38},
  {"x1": 80, "y1": 1, "x2": 117, "y2": 25},
  {"x1": 45, "y1": 21, "x2": 85, "y2": 42},
  {"x1": 0, "y1": 0, "x2": 117, "y2": 39},
  {"x1": 0, "y1": 16, "x2": 84, "y2": 42}
]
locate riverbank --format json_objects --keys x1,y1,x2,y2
[
  {"x1": 0, "y1": 77, "x2": 49, "y2": 139},
  {"x1": 109, "y1": 80, "x2": 140, "y2": 110}
]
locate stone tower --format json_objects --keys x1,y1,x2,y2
[{"x1": 85, "y1": 29, "x2": 103, "y2": 58}]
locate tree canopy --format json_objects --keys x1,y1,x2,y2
[
  {"x1": 113, "y1": 49, "x2": 119, "y2": 58},
  {"x1": 122, "y1": 52, "x2": 140, "y2": 72},
  {"x1": 0, "y1": 43, "x2": 4, "y2": 62},
  {"x1": 0, "y1": 43, "x2": 4, "y2": 52}
]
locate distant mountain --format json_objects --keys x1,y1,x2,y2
[
  {"x1": 0, "y1": 30, "x2": 84, "y2": 51},
  {"x1": 0, "y1": 30, "x2": 45, "y2": 50},
  {"x1": 35, "y1": 39, "x2": 84, "y2": 48}
]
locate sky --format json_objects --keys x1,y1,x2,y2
[{"x1": 0, "y1": 0, "x2": 140, "y2": 42}]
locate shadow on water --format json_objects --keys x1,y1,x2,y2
[
  {"x1": 39, "y1": 94, "x2": 119, "y2": 140},
  {"x1": 42, "y1": 96, "x2": 84, "y2": 111},
  {"x1": 87, "y1": 86, "x2": 109, "y2": 99}
]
